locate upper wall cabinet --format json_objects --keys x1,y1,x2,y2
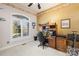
[{"x1": 12, "y1": 14, "x2": 29, "y2": 38}]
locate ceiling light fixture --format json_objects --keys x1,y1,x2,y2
[{"x1": 28, "y1": 3, "x2": 41, "y2": 9}]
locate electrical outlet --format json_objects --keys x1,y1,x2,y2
[
  {"x1": 7, "y1": 41, "x2": 10, "y2": 44},
  {"x1": 22, "y1": 43, "x2": 26, "y2": 45}
]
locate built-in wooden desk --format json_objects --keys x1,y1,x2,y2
[{"x1": 48, "y1": 36, "x2": 67, "y2": 52}]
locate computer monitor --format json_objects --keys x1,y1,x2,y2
[{"x1": 49, "y1": 30, "x2": 56, "y2": 36}]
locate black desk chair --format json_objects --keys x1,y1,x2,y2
[
  {"x1": 37, "y1": 31, "x2": 48, "y2": 49},
  {"x1": 67, "y1": 31, "x2": 79, "y2": 56}
]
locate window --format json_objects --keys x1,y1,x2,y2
[{"x1": 12, "y1": 14, "x2": 29, "y2": 38}]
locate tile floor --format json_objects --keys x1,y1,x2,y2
[{"x1": 0, "y1": 40, "x2": 67, "y2": 56}]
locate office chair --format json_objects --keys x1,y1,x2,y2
[
  {"x1": 37, "y1": 31, "x2": 48, "y2": 49},
  {"x1": 67, "y1": 31, "x2": 79, "y2": 56}
]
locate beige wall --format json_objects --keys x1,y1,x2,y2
[{"x1": 37, "y1": 4, "x2": 79, "y2": 35}]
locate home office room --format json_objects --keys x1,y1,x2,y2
[{"x1": 0, "y1": 1, "x2": 79, "y2": 56}]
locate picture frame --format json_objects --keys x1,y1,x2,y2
[
  {"x1": 61, "y1": 18, "x2": 70, "y2": 29},
  {"x1": 32, "y1": 22, "x2": 36, "y2": 29}
]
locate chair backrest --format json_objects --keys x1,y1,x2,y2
[
  {"x1": 76, "y1": 34, "x2": 79, "y2": 41},
  {"x1": 67, "y1": 34, "x2": 74, "y2": 41},
  {"x1": 37, "y1": 31, "x2": 45, "y2": 42}
]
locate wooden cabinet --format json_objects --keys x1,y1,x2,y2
[
  {"x1": 48, "y1": 36, "x2": 67, "y2": 52},
  {"x1": 56, "y1": 37, "x2": 67, "y2": 52},
  {"x1": 48, "y1": 36, "x2": 56, "y2": 48}
]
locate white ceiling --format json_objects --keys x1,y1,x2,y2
[
  {"x1": 20, "y1": 3, "x2": 60, "y2": 13},
  {"x1": 4, "y1": 3, "x2": 60, "y2": 14}
]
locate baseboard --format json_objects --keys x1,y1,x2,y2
[{"x1": 0, "y1": 40, "x2": 34, "y2": 51}]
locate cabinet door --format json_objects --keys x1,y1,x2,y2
[
  {"x1": 48, "y1": 37, "x2": 55, "y2": 48},
  {"x1": 56, "y1": 37, "x2": 67, "y2": 52}
]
